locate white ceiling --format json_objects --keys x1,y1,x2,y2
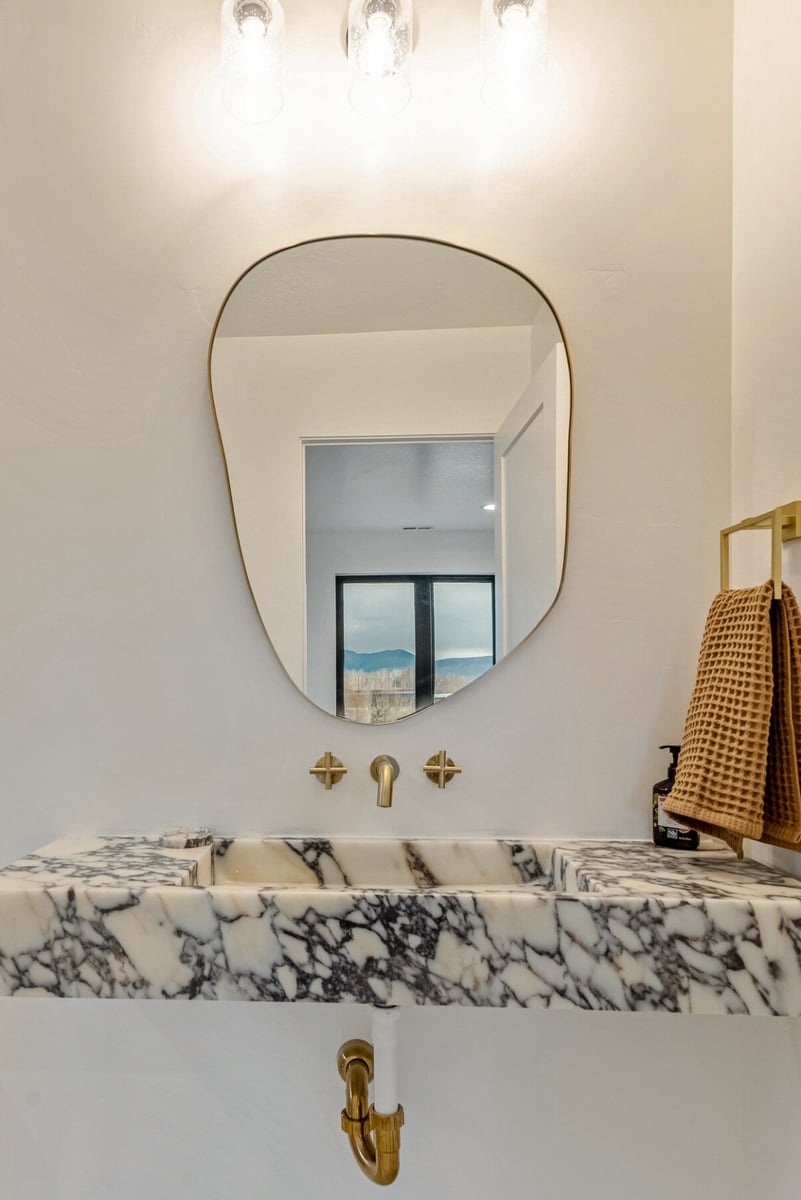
[
  {"x1": 217, "y1": 236, "x2": 546, "y2": 337},
  {"x1": 305, "y1": 440, "x2": 495, "y2": 533}
]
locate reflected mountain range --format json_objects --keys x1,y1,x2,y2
[{"x1": 344, "y1": 649, "x2": 493, "y2": 678}]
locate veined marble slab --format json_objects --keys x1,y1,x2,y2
[
  {"x1": 1, "y1": 836, "x2": 801, "y2": 1015},
  {"x1": 212, "y1": 836, "x2": 550, "y2": 889},
  {"x1": 0, "y1": 836, "x2": 211, "y2": 888},
  {"x1": 551, "y1": 840, "x2": 801, "y2": 899}
]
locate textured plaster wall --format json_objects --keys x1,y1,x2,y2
[
  {"x1": 732, "y1": 2, "x2": 801, "y2": 877},
  {"x1": 0, "y1": 3, "x2": 765, "y2": 1199},
  {"x1": 0, "y1": 0, "x2": 733, "y2": 847}
]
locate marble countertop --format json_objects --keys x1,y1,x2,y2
[
  {"x1": 1, "y1": 835, "x2": 801, "y2": 1014},
  {"x1": 0, "y1": 836, "x2": 210, "y2": 888}
]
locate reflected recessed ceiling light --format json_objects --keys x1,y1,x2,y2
[{"x1": 482, "y1": 503, "x2": 496, "y2": 511}]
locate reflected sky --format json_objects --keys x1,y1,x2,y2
[
  {"x1": 434, "y1": 581, "x2": 494, "y2": 659},
  {"x1": 343, "y1": 580, "x2": 493, "y2": 659},
  {"x1": 344, "y1": 583, "x2": 415, "y2": 654}
]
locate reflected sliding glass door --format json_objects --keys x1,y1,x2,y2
[{"x1": 336, "y1": 576, "x2": 495, "y2": 724}]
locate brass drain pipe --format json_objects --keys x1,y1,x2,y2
[{"x1": 338, "y1": 1039, "x2": 405, "y2": 1186}]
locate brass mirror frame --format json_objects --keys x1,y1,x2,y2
[{"x1": 207, "y1": 233, "x2": 574, "y2": 724}]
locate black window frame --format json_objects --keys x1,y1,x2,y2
[{"x1": 335, "y1": 574, "x2": 496, "y2": 718}]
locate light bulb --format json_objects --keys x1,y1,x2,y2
[
  {"x1": 480, "y1": 0, "x2": 548, "y2": 114},
  {"x1": 499, "y1": 1, "x2": 528, "y2": 26},
  {"x1": 347, "y1": 0, "x2": 413, "y2": 117},
  {"x1": 363, "y1": 13, "x2": 395, "y2": 76},
  {"x1": 221, "y1": 0, "x2": 284, "y2": 123},
  {"x1": 241, "y1": 15, "x2": 266, "y2": 37}
]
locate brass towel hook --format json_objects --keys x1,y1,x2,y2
[{"x1": 720, "y1": 501, "x2": 801, "y2": 601}]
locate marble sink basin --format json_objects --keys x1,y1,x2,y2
[
  {"x1": 3, "y1": 835, "x2": 801, "y2": 1014},
  {"x1": 210, "y1": 837, "x2": 554, "y2": 891}
]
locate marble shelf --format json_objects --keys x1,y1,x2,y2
[{"x1": 1, "y1": 836, "x2": 801, "y2": 1014}]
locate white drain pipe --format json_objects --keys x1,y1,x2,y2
[{"x1": 371, "y1": 1007, "x2": 400, "y2": 1115}]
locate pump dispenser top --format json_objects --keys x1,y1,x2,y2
[{"x1": 659, "y1": 744, "x2": 681, "y2": 784}]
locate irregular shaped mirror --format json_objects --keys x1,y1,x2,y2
[{"x1": 210, "y1": 236, "x2": 570, "y2": 724}]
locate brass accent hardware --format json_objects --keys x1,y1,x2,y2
[
  {"x1": 338, "y1": 1039, "x2": 404, "y2": 1187},
  {"x1": 309, "y1": 752, "x2": 348, "y2": 789},
  {"x1": 423, "y1": 750, "x2": 462, "y2": 789},
  {"x1": 370, "y1": 756, "x2": 400, "y2": 808},
  {"x1": 721, "y1": 501, "x2": 801, "y2": 601}
]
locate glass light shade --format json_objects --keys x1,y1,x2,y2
[
  {"x1": 221, "y1": 0, "x2": 285, "y2": 123},
  {"x1": 347, "y1": 0, "x2": 413, "y2": 118},
  {"x1": 480, "y1": 0, "x2": 548, "y2": 114}
]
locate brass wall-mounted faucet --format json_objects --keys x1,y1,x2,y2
[{"x1": 370, "y1": 756, "x2": 400, "y2": 807}]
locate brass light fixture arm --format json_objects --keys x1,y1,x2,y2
[{"x1": 338, "y1": 1039, "x2": 404, "y2": 1187}]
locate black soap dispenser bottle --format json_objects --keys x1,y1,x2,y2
[{"x1": 652, "y1": 745, "x2": 699, "y2": 850}]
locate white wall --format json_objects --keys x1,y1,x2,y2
[
  {"x1": 732, "y1": 2, "x2": 801, "y2": 876},
  {"x1": 0, "y1": 2, "x2": 756, "y2": 1198},
  {"x1": 495, "y1": 343, "x2": 570, "y2": 652},
  {"x1": 730, "y1": 14, "x2": 801, "y2": 1180}
]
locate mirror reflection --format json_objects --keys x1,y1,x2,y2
[{"x1": 210, "y1": 236, "x2": 570, "y2": 724}]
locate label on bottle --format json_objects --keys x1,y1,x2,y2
[{"x1": 655, "y1": 793, "x2": 691, "y2": 832}]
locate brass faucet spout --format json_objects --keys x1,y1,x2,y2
[
  {"x1": 370, "y1": 756, "x2": 400, "y2": 808},
  {"x1": 377, "y1": 761, "x2": 394, "y2": 808}
]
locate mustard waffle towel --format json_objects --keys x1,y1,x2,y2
[
  {"x1": 763, "y1": 588, "x2": 801, "y2": 848},
  {"x1": 664, "y1": 584, "x2": 772, "y2": 855},
  {"x1": 665, "y1": 582, "x2": 801, "y2": 857}
]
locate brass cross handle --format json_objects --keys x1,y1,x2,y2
[
  {"x1": 422, "y1": 751, "x2": 462, "y2": 789},
  {"x1": 309, "y1": 752, "x2": 348, "y2": 790}
]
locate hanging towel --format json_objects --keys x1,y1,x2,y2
[
  {"x1": 665, "y1": 582, "x2": 801, "y2": 857},
  {"x1": 762, "y1": 587, "x2": 801, "y2": 848},
  {"x1": 663, "y1": 583, "x2": 774, "y2": 857}
]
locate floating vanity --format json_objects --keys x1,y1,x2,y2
[{"x1": 1, "y1": 837, "x2": 800, "y2": 1015}]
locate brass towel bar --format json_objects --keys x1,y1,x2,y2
[{"x1": 720, "y1": 501, "x2": 801, "y2": 600}]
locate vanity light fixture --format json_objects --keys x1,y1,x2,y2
[
  {"x1": 220, "y1": 0, "x2": 285, "y2": 122},
  {"x1": 480, "y1": 0, "x2": 548, "y2": 114},
  {"x1": 347, "y1": 0, "x2": 414, "y2": 117}
]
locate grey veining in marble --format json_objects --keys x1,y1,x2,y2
[
  {"x1": 550, "y1": 840, "x2": 801, "y2": 898},
  {"x1": 1, "y1": 836, "x2": 801, "y2": 1015},
  {"x1": 0, "y1": 836, "x2": 208, "y2": 887},
  {"x1": 212, "y1": 836, "x2": 551, "y2": 890}
]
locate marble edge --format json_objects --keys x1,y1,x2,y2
[
  {"x1": 1, "y1": 879, "x2": 800, "y2": 920},
  {"x1": 2, "y1": 836, "x2": 801, "y2": 904}
]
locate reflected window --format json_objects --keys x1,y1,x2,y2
[{"x1": 336, "y1": 576, "x2": 495, "y2": 723}]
